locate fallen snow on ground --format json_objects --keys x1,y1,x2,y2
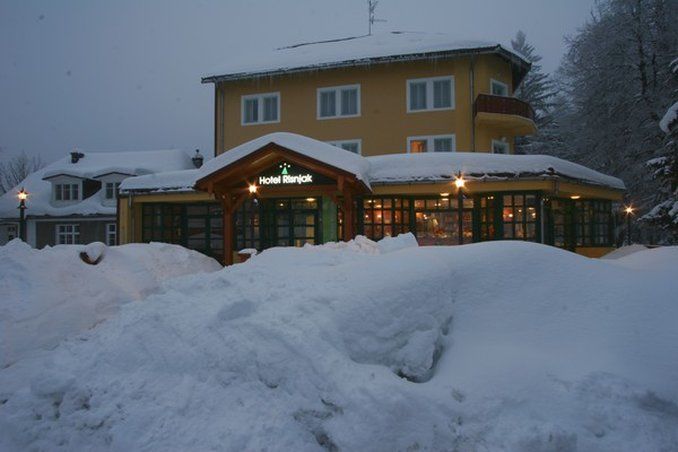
[
  {"x1": 0, "y1": 240, "x2": 221, "y2": 368},
  {"x1": 1, "y1": 238, "x2": 677, "y2": 451},
  {"x1": 600, "y1": 244, "x2": 648, "y2": 260}
]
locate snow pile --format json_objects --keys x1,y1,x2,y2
[
  {"x1": 659, "y1": 100, "x2": 678, "y2": 133},
  {"x1": 0, "y1": 240, "x2": 221, "y2": 367},
  {"x1": 600, "y1": 244, "x2": 648, "y2": 259},
  {"x1": 1, "y1": 241, "x2": 677, "y2": 451}
]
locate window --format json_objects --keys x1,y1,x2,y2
[
  {"x1": 235, "y1": 199, "x2": 261, "y2": 251},
  {"x1": 106, "y1": 223, "x2": 117, "y2": 246},
  {"x1": 105, "y1": 182, "x2": 121, "y2": 199},
  {"x1": 7, "y1": 224, "x2": 17, "y2": 241},
  {"x1": 414, "y1": 196, "x2": 473, "y2": 245},
  {"x1": 56, "y1": 224, "x2": 80, "y2": 244},
  {"x1": 501, "y1": 193, "x2": 539, "y2": 241},
  {"x1": 492, "y1": 139, "x2": 510, "y2": 154},
  {"x1": 408, "y1": 135, "x2": 456, "y2": 153},
  {"x1": 327, "y1": 139, "x2": 362, "y2": 154},
  {"x1": 407, "y1": 76, "x2": 455, "y2": 112},
  {"x1": 241, "y1": 92, "x2": 280, "y2": 125},
  {"x1": 491, "y1": 79, "x2": 509, "y2": 96},
  {"x1": 360, "y1": 197, "x2": 411, "y2": 240},
  {"x1": 574, "y1": 200, "x2": 612, "y2": 246},
  {"x1": 54, "y1": 183, "x2": 80, "y2": 201},
  {"x1": 317, "y1": 85, "x2": 360, "y2": 118}
]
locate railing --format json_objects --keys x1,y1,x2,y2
[{"x1": 474, "y1": 94, "x2": 535, "y2": 121}]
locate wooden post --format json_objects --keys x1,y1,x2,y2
[{"x1": 342, "y1": 191, "x2": 354, "y2": 241}]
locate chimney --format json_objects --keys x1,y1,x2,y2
[
  {"x1": 70, "y1": 150, "x2": 85, "y2": 164},
  {"x1": 192, "y1": 149, "x2": 204, "y2": 168}
]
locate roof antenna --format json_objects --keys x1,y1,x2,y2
[{"x1": 368, "y1": 0, "x2": 386, "y2": 36}]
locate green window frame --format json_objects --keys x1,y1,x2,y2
[
  {"x1": 500, "y1": 193, "x2": 539, "y2": 241},
  {"x1": 360, "y1": 197, "x2": 412, "y2": 240}
]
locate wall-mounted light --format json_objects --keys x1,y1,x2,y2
[{"x1": 248, "y1": 184, "x2": 258, "y2": 194}]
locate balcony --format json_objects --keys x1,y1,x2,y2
[{"x1": 474, "y1": 94, "x2": 537, "y2": 135}]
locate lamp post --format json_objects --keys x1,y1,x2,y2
[
  {"x1": 624, "y1": 205, "x2": 634, "y2": 245},
  {"x1": 17, "y1": 187, "x2": 28, "y2": 242},
  {"x1": 454, "y1": 172, "x2": 466, "y2": 245}
]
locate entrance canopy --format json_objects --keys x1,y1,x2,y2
[{"x1": 193, "y1": 133, "x2": 372, "y2": 263}]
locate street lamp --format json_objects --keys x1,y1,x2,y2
[
  {"x1": 454, "y1": 172, "x2": 466, "y2": 245},
  {"x1": 17, "y1": 187, "x2": 28, "y2": 241},
  {"x1": 624, "y1": 205, "x2": 634, "y2": 245}
]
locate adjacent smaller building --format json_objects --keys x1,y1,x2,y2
[{"x1": 0, "y1": 149, "x2": 202, "y2": 247}]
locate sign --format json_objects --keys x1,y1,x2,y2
[{"x1": 257, "y1": 162, "x2": 319, "y2": 186}]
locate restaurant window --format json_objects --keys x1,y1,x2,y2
[
  {"x1": 407, "y1": 76, "x2": 455, "y2": 112},
  {"x1": 235, "y1": 199, "x2": 261, "y2": 251},
  {"x1": 142, "y1": 204, "x2": 183, "y2": 244},
  {"x1": 478, "y1": 195, "x2": 497, "y2": 241},
  {"x1": 550, "y1": 199, "x2": 568, "y2": 248},
  {"x1": 361, "y1": 197, "x2": 411, "y2": 240},
  {"x1": 414, "y1": 196, "x2": 473, "y2": 245},
  {"x1": 241, "y1": 92, "x2": 280, "y2": 125},
  {"x1": 56, "y1": 224, "x2": 80, "y2": 244},
  {"x1": 574, "y1": 200, "x2": 612, "y2": 246},
  {"x1": 408, "y1": 134, "x2": 456, "y2": 153},
  {"x1": 318, "y1": 85, "x2": 360, "y2": 118},
  {"x1": 501, "y1": 193, "x2": 539, "y2": 241}
]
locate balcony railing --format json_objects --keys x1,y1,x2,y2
[{"x1": 474, "y1": 94, "x2": 535, "y2": 121}]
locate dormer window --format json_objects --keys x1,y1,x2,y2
[
  {"x1": 105, "y1": 182, "x2": 121, "y2": 199},
  {"x1": 55, "y1": 183, "x2": 80, "y2": 201}
]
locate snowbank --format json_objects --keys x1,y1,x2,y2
[
  {"x1": 0, "y1": 240, "x2": 221, "y2": 367},
  {"x1": 1, "y1": 240, "x2": 677, "y2": 451}
]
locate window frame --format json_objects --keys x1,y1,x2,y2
[
  {"x1": 106, "y1": 223, "x2": 117, "y2": 246},
  {"x1": 316, "y1": 84, "x2": 361, "y2": 120},
  {"x1": 55, "y1": 223, "x2": 80, "y2": 245},
  {"x1": 407, "y1": 134, "x2": 456, "y2": 153},
  {"x1": 490, "y1": 79, "x2": 509, "y2": 97},
  {"x1": 326, "y1": 139, "x2": 362, "y2": 155},
  {"x1": 104, "y1": 182, "x2": 121, "y2": 199},
  {"x1": 491, "y1": 139, "x2": 510, "y2": 154},
  {"x1": 406, "y1": 76, "x2": 455, "y2": 113},
  {"x1": 240, "y1": 92, "x2": 281, "y2": 126},
  {"x1": 54, "y1": 183, "x2": 81, "y2": 202}
]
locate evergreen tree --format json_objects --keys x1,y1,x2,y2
[
  {"x1": 510, "y1": 31, "x2": 558, "y2": 154},
  {"x1": 553, "y1": 0, "x2": 678, "y2": 221},
  {"x1": 641, "y1": 59, "x2": 678, "y2": 243}
]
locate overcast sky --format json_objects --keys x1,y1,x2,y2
[{"x1": 0, "y1": 0, "x2": 596, "y2": 164}]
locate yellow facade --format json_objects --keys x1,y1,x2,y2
[{"x1": 214, "y1": 54, "x2": 532, "y2": 157}]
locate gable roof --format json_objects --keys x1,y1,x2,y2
[
  {"x1": 0, "y1": 149, "x2": 196, "y2": 218},
  {"x1": 195, "y1": 132, "x2": 371, "y2": 188},
  {"x1": 202, "y1": 31, "x2": 530, "y2": 84}
]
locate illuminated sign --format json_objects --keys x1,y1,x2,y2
[{"x1": 258, "y1": 162, "x2": 315, "y2": 186}]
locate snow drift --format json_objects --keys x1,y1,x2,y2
[
  {"x1": 0, "y1": 238, "x2": 677, "y2": 451},
  {"x1": 0, "y1": 240, "x2": 221, "y2": 367}
]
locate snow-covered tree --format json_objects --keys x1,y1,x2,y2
[
  {"x1": 510, "y1": 31, "x2": 559, "y2": 154},
  {"x1": 641, "y1": 58, "x2": 678, "y2": 243},
  {"x1": 553, "y1": 0, "x2": 678, "y2": 217}
]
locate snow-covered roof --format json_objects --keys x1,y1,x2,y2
[
  {"x1": 659, "y1": 101, "x2": 678, "y2": 134},
  {"x1": 202, "y1": 31, "x2": 529, "y2": 83},
  {"x1": 0, "y1": 149, "x2": 196, "y2": 218},
  {"x1": 366, "y1": 152, "x2": 626, "y2": 190},
  {"x1": 196, "y1": 132, "x2": 371, "y2": 187},
  {"x1": 121, "y1": 133, "x2": 625, "y2": 195}
]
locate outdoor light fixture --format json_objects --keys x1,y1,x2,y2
[
  {"x1": 624, "y1": 205, "x2": 634, "y2": 245},
  {"x1": 248, "y1": 184, "x2": 258, "y2": 194},
  {"x1": 454, "y1": 172, "x2": 466, "y2": 245},
  {"x1": 439, "y1": 192, "x2": 450, "y2": 197},
  {"x1": 570, "y1": 195, "x2": 581, "y2": 199},
  {"x1": 17, "y1": 187, "x2": 28, "y2": 241},
  {"x1": 305, "y1": 197, "x2": 316, "y2": 202}
]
